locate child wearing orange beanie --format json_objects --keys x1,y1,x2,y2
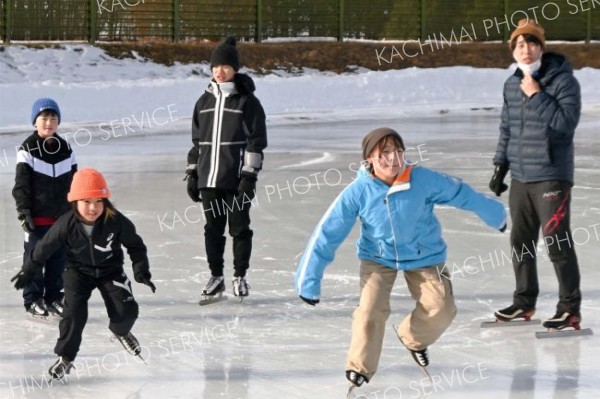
[{"x1": 11, "y1": 168, "x2": 155, "y2": 380}]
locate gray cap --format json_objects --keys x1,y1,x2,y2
[{"x1": 362, "y1": 127, "x2": 404, "y2": 160}]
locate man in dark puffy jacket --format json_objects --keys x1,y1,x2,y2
[{"x1": 489, "y1": 19, "x2": 582, "y2": 331}]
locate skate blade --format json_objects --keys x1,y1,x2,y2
[
  {"x1": 392, "y1": 324, "x2": 432, "y2": 382},
  {"x1": 535, "y1": 327, "x2": 593, "y2": 339},
  {"x1": 199, "y1": 294, "x2": 228, "y2": 306},
  {"x1": 347, "y1": 383, "x2": 357, "y2": 398},
  {"x1": 480, "y1": 319, "x2": 541, "y2": 328},
  {"x1": 27, "y1": 313, "x2": 60, "y2": 323}
]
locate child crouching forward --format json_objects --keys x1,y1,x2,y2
[
  {"x1": 12, "y1": 168, "x2": 156, "y2": 380},
  {"x1": 295, "y1": 128, "x2": 506, "y2": 390}
]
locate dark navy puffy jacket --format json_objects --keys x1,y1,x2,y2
[{"x1": 493, "y1": 52, "x2": 581, "y2": 185}]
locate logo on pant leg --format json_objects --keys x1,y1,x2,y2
[{"x1": 542, "y1": 190, "x2": 562, "y2": 200}]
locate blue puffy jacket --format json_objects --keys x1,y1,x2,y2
[
  {"x1": 295, "y1": 166, "x2": 507, "y2": 300},
  {"x1": 493, "y1": 52, "x2": 581, "y2": 184}
]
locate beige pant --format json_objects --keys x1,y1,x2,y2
[{"x1": 346, "y1": 260, "x2": 456, "y2": 380}]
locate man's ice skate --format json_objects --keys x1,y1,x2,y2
[
  {"x1": 535, "y1": 311, "x2": 594, "y2": 339},
  {"x1": 46, "y1": 296, "x2": 64, "y2": 318},
  {"x1": 392, "y1": 325, "x2": 432, "y2": 382},
  {"x1": 48, "y1": 356, "x2": 73, "y2": 380},
  {"x1": 232, "y1": 277, "x2": 250, "y2": 302},
  {"x1": 113, "y1": 331, "x2": 146, "y2": 362},
  {"x1": 26, "y1": 298, "x2": 52, "y2": 321},
  {"x1": 199, "y1": 276, "x2": 227, "y2": 306},
  {"x1": 345, "y1": 370, "x2": 368, "y2": 398},
  {"x1": 481, "y1": 304, "x2": 541, "y2": 328}
]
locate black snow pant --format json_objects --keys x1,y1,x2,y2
[
  {"x1": 200, "y1": 188, "x2": 253, "y2": 278},
  {"x1": 22, "y1": 225, "x2": 66, "y2": 308},
  {"x1": 54, "y1": 268, "x2": 139, "y2": 361},
  {"x1": 509, "y1": 179, "x2": 581, "y2": 315}
]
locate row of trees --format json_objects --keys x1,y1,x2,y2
[{"x1": 1, "y1": 0, "x2": 598, "y2": 42}]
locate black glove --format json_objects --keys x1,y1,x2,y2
[
  {"x1": 142, "y1": 277, "x2": 156, "y2": 293},
  {"x1": 11, "y1": 270, "x2": 34, "y2": 290},
  {"x1": 499, "y1": 223, "x2": 507, "y2": 233},
  {"x1": 300, "y1": 295, "x2": 319, "y2": 306},
  {"x1": 184, "y1": 168, "x2": 201, "y2": 203},
  {"x1": 18, "y1": 210, "x2": 35, "y2": 233},
  {"x1": 489, "y1": 164, "x2": 509, "y2": 197},
  {"x1": 236, "y1": 173, "x2": 257, "y2": 202},
  {"x1": 135, "y1": 271, "x2": 156, "y2": 293}
]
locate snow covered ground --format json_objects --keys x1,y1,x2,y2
[{"x1": 0, "y1": 45, "x2": 599, "y2": 398}]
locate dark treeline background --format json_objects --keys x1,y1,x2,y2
[{"x1": 1, "y1": 0, "x2": 599, "y2": 42}]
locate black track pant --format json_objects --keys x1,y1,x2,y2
[
  {"x1": 54, "y1": 268, "x2": 139, "y2": 361},
  {"x1": 200, "y1": 188, "x2": 253, "y2": 278},
  {"x1": 23, "y1": 225, "x2": 66, "y2": 307},
  {"x1": 509, "y1": 180, "x2": 581, "y2": 315}
]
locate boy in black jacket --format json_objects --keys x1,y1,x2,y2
[
  {"x1": 12, "y1": 168, "x2": 156, "y2": 380},
  {"x1": 12, "y1": 98, "x2": 77, "y2": 318},
  {"x1": 185, "y1": 36, "x2": 267, "y2": 303}
]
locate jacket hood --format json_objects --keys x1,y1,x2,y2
[{"x1": 233, "y1": 73, "x2": 256, "y2": 95}]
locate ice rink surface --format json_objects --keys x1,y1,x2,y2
[{"x1": 0, "y1": 112, "x2": 599, "y2": 398}]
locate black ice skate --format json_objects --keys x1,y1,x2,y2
[
  {"x1": 199, "y1": 276, "x2": 227, "y2": 306},
  {"x1": 536, "y1": 311, "x2": 594, "y2": 339},
  {"x1": 46, "y1": 297, "x2": 64, "y2": 318},
  {"x1": 345, "y1": 370, "x2": 368, "y2": 397},
  {"x1": 26, "y1": 298, "x2": 51, "y2": 321},
  {"x1": 392, "y1": 325, "x2": 432, "y2": 382},
  {"x1": 48, "y1": 356, "x2": 73, "y2": 380},
  {"x1": 232, "y1": 277, "x2": 250, "y2": 300},
  {"x1": 481, "y1": 304, "x2": 540, "y2": 328},
  {"x1": 114, "y1": 331, "x2": 146, "y2": 362}
]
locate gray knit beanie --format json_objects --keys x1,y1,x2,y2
[{"x1": 362, "y1": 127, "x2": 405, "y2": 160}]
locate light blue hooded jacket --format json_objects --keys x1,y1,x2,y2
[{"x1": 295, "y1": 165, "x2": 507, "y2": 300}]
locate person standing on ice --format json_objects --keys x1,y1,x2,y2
[
  {"x1": 12, "y1": 98, "x2": 77, "y2": 319},
  {"x1": 11, "y1": 168, "x2": 156, "y2": 380},
  {"x1": 489, "y1": 19, "x2": 583, "y2": 330},
  {"x1": 185, "y1": 36, "x2": 267, "y2": 303},
  {"x1": 295, "y1": 128, "x2": 506, "y2": 390}
]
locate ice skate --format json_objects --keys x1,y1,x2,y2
[
  {"x1": 113, "y1": 331, "x2": 146, "y2": 362},
  {"x1": 26, "y1": 298, "x2": 52, "y2": 321},
  {"x1": 232, "y1": 277, "x2": 250, "y2": 302},
  {"x1": 48, "y1": 356, "x2": 73, "y2": 380},
  {"x1": 536, "y1": 311, "x2": 594, "y2": 339},
  {"x1": 46, "y1": 296, "x2": 64, "y2": 318},
  {"x1": 345, "y1": 370, "x2": 368, "y2": 398},
  {"x1": 481, "y1": 304, "x2": 540, "y2": 328},
  {"x1": 199, "y1": 276, "x2": 227, "y2": 306},
  {"x1": 392, "y1": 325, "x2": 432, "y2": 382}
]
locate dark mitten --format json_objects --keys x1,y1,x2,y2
[
  {"x1": 299, "y1": 295, "x2": 319, "y2": 306},
  {"x1": 499, "y1": 223, "x2": 507, "y2": 233},
  {"x1": 185, "y1": 169, "x2": 201, "y2": 203},
  {"x1": 489, "y1": 164, "x2": 509, "y2": 197},
  {"x1": 18, "y1": 210, "x2": 35, "y2": 233},
  {"x1": 237, "y1": 173, "x2": 257, "y2": 202},
  {"x1": 11, "y1": 270, "x2": 34, "y2": 290},
  {"x1": 135, "y1": 271, "x2": 156, "y2": 293},
  {"x1": 184, "y1": 147, "x2": 201, "y2": 202}
]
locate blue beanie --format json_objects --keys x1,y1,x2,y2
[{"x1": 31, "y1": 98, "x2": 61, "y2": 126}]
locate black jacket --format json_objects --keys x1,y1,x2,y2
[
  {"x1": 493, "y1": 52, "x2": 581, "y2": 184},
  {"x1": 29, "y1": 210, "x2": 150, "y2": 281},
  {"x1": 190, "y1": 73, "x2": 267, "y2": 191},
  {"x1": 12, "y1": 132, "x2": 77, "y2": 217}
]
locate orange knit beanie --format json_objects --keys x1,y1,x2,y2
[{"x1": 67, "y1": 168, "x2": 111, "y2": 202}]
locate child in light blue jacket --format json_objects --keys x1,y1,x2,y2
[{"x1": 295, "y1": 128, "x2": 506, "y2": 390}]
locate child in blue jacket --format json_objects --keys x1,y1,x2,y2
[{"x1": 295, "y1": 128, "x2": 506, "y2": 390}]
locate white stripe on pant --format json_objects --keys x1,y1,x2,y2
[{"x1": 346, "y1": 260, "x2": 456, "y2": 380}]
